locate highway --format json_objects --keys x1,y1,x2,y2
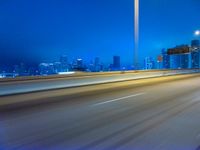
[{"x1": 1, "y1": 74, "x2": 200, "y2": 150}]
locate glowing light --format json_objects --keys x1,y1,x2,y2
[
  {"x1": 195, "y1": 30, "x2": 200, "y2": 36},
  {"x1": 58, "y1": 72, "x2": 75, "y2": 75}
]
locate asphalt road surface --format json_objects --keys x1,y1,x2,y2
[{"x1": 1, "y1": 75, "x2": 200, "y2": 150}]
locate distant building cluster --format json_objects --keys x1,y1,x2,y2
[
  {"x1": 0, "y1": 55, "x2": 128, "y2": 78},
  {"x1": 38, "y1": 55, "x2": 124, "y2": 76},
  {"x1": 144, "y1": 39, "x2": 200, "y2": 70},
  {"x1": 1, "y1": 39, "x2": 200, "y2": 78}
]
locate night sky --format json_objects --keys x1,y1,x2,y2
[{"x1": 0, "y1": 0, "x2": 200, "y2": 66}]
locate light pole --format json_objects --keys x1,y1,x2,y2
[{"x1": 134, "y1": 0, "x2": 139, "y2": 70}]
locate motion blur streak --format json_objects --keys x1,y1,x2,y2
[{"x1": 1, "y1": 74, "x2": 200, "y2": 149}]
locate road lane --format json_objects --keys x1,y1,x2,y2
[
  {"x1": 1, "y1": 75, "x2": 200, "y2": 150},
  {"x1": 1, "y1": 74, "x2": 199, "y2": 110},
  {"x1": 92, "y1": 93, "x2": 145, "y2": 106}
]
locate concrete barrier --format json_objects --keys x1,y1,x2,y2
[
  {"x1": 0, "y1": 69, "x2": 183, "y2": 83},
  {"x1": 0, "y1": 69, "x2": 200, "y2": 96}
]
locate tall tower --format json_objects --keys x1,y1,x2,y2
[
  {"x1": 191, "y1": 40, "x2": 200, "y2": 48},
  {"x1": 113, "y1": 56, "x2": 121, "y2": 69},
  {"x1": 60, "y1": 55, "x2": 68, "y2": 72}
]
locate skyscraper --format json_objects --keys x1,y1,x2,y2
[
  {"x1": 39, "y1": 63, "x2": 55, "y2": 75},
  {"x1": 94, "y1": 57, "x2": 101, "y2": 72},
  {"x1": 170, "y1": 54, "x2": 181, "y2": 69},
  {"x1": 180, "y1": 54, "x2": 190, "y2": 69},
  {"x1": 170, "y1": 54, "x2": 190, "y2": 69},
  {"x1": 191, "y1": 50, "x2": 200, "y2": 68},
  {"x1": 72, "y1": 58, "x2": 85, "y2": 71},
  {"x1": 60, "y1": 55, "x2": 68, "y2": 72},
  {"x1": 77, "y1": 59, "x2": 83, "y2": 69},
  {"x1": 191, "y1": 40, "x2": 200, "y2": 48},
  {"x1": 54, "y1": 62, "x2": 62, "y2": 73},
  {"x1": 161, "y1": 49, "x2": 170, "y2": 69},
  {"x1": 113, "y1": 56, "x2": 120, "y2": 70},
  {"x1": 144, "y1": 57, "x2": 155, "y2": 70},
  {"x1": 94, "y1": 57, "x2": 100, "y2": 66}
]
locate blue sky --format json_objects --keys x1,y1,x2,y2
[{"x1": 0, "y1": 0, "x2": 200, "y2": 66}]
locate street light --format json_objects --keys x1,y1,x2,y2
[
  {"x1": 134, "y1": 0, "x2": 139, "y2": 69},
  {"x1": 194, "y1": 30, "x2": 200, "y2": 36}
]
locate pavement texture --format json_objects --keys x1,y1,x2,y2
[{"x1": 1, "y1": 74, "x2": 200, "y2": 150}]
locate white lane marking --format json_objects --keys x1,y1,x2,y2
[{"x1": 93, "y1": 93, "x2": 145, "y2": 106}]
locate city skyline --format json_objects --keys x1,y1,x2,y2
[
  {"x1": 0, "y1": 0, "x2": 200, "y2": 66},
  {"x1": 1, "y1": 37, "x2": 200, "y2": 78}
]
